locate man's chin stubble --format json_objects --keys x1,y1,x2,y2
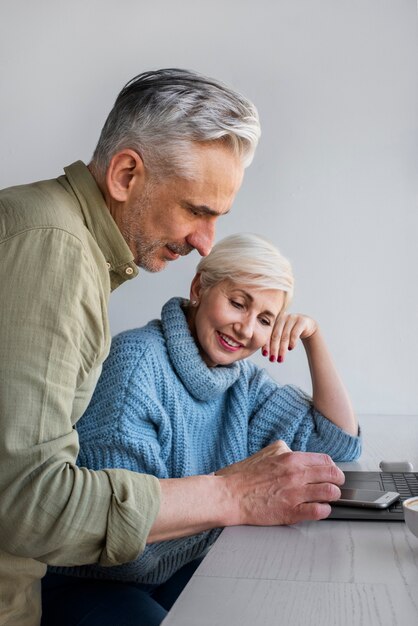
[{"x1": 136, "y1": 255, "x2": 167, "y2": 273}]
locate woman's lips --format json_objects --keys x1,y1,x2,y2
[{"x1": 216, "y1": 331, "x2": 242, "y2": 352}]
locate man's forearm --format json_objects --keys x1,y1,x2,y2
[
  {"x1": 148, "y1": 444, "x2": 346, "y2": 543},
  {"x1": 147, "y1": 474, "x2": 237, "y2": 543}
]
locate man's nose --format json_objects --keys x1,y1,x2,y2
[{"x1": 186, "y1": 221, "x2": 216, "y2": 257}]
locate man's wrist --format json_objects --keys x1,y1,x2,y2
[{"x1": 148, "y1": 474, "x2": 238, "y2": 543}]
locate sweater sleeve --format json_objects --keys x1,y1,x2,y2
[
  {"x1": 76, "y1": 329, "x2": 171, "y2": 480},
  {"x1": 55, "y1": 329, "x2": 219, "y2": 586},
  {"x1": 247, "y1": 368, "x2": 361, "y2": 462}
]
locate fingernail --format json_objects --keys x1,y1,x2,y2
[
  {"x1": 269, "y1": 355, "x2": 276, "y2": 362},
  {"x1": 288, "y1": 346, "x2": 293, "y2": 351},
  {"x1": 278, "y1": 355, "x2": 283, "y2": 363},
  {"x1": 262, "y1": 349, "x2": 268, "y2": 357}
]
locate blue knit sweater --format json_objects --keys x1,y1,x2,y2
[{"x1": 53, "y1": 297, "x2": 361, "y2": 585}]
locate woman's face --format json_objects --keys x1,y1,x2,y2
[{"x1": 189, "y1": 278, "x2": 285, "y2": 367}]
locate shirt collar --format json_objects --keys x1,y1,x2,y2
[{"x1": 62, "y1": 160, "x2": 138, "y2": 291}]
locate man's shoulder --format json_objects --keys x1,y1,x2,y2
[{"x1": 0, "y1": 175, "x2": 83, "y2": 242}]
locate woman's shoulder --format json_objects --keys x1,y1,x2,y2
[
  {"x1": 98, "y1": 320, "x2": 167, "y2": 385},
  {"x1": 77, "y1": 321, "x2": 168, "y2": 440},
  {"x1": 110, "y1": 319, "x2": 165, "y2": 355}
]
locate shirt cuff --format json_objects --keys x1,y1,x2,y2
[{"x1": 98, "y1": 470, "x2": 161, "y2": 567}]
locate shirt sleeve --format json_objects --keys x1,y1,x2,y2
[
  {"x1": 55, "y1": 333, "x2": 220, "y2": 584},
  {"x1": 247, "y1": 368, "x2": 361, "y2": 462},
  {"x1": 0, "y1": 228, "x2": 160, "y2": 567}
]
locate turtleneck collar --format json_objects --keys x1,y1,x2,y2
[{"x1": 161, "y1": 297, "x2": 241, "y2": 401}]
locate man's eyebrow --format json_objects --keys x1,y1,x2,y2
[
  {"x1": 232, "y1": 289, "x2": 276, "y2": 318},
  {"x1": 182, "y1": 201, "x2": 230, "y2": 217}
]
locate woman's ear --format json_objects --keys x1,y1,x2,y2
[
  {"x1": 105, "y1": 149, "x2": 145, "y2": 202},
  {"x1": 189, "y1": 273, "x2": 202, "y2": 304}
]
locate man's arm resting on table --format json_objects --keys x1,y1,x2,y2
[{"x1": 148, "y1": 441, "x2": 344, "y2": 543}]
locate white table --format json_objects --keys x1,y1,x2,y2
[{"x1": 163, "y1": 415, "x2": 418, "y2": 626}]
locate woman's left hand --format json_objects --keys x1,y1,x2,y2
[
  {"x1": 263, "y1": 313, "x2": 318, "y2": 363},
  {"x1": 215, "y1": 440, "x2": 292, "y2": 476}
]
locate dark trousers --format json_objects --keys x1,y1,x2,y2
[{"x1": 41, "y1": 558, "x2": 203, "y2": 626}]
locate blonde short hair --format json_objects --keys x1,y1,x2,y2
[{"x1": 196, "y1": 233, "x2": 294, "y2": 311}]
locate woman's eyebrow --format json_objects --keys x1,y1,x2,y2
[{"x1": 231, "y1": 289, "x2": 276, "y2": 319}]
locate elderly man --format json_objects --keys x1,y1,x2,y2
[{"x1": 0, "y1": 68, "x2": 344, "y2": 625}]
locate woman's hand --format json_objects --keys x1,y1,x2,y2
[
  {"x1": 262, "y1": 314, "x2": 358, "y2": 436},
  {"x1": 215, "y1": 440, "x2": 291, "y2": 476},
  {"x1": 262, "y1": 313, "x2": 318, "y2": 363}
]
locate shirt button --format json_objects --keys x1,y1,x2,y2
[{"x1": 125, "y1": 267, "x2": 134, "y2": 275}]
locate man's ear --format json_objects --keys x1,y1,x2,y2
[
  {"x1": 189, "y1": 273, "x2": 202, "y2": 302},
  {"x1": 105, "y1": 150, "x2": 145, "y2": 202}
]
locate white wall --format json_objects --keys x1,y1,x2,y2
[{"x1": 1, "y1": 0, "x2": 417, "y2": 415}]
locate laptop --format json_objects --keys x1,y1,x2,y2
[{"x1": 328, "y1": 471, "x2": 418, "y2": 521}]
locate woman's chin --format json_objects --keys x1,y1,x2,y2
[{"x1": 203, "y1": 350, "x2": 240, "y2": 368}]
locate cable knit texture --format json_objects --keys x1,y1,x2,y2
[{"x1": 52, "y1": 297, "x2": 361, "y2": 585}]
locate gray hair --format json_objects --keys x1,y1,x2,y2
[
  {"x1": 90, "y1": 68, "x2": 260, "y2": 181},
  {"x1": 196, "y1": 233, "x2": 294, "y2": 311}
]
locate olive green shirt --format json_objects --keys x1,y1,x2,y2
[{"x1": 0, "y1": 162, "x2": 161, "y2": 625}]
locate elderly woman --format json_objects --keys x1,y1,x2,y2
[{"x1": 43, "y1": 233, "x2": 360, "y2": 625}]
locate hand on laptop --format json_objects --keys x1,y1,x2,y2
[
  {"x1": 216, "y1": 440, "x2": 344, "y2": 525},
  {"x1": 150, "y1": 442, "x2": 344, "y2": 542}
]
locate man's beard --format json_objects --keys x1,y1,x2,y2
[
  {"x1": 135, "y1": 238, "x2": 194, "y2": 273},
  {"x1": 119, "y1": 182, "x2": 194, "y2": 272}
]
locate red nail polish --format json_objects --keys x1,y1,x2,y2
[
  {"x1": 278, "y1": 355, "x2": 283, "y2": 363},
  {"x1": 262, "y1": 350, "x2": 268, "y2": 357},
  {"x1": 269, "y1": 355, "x2": 276, "y2": 362},
  {"x1": 288, "y1": 346, "x2": 293, "y2": 351}
]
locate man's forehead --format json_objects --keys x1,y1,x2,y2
[{"x1": 187, "y1": 142, "x2": 244, "y2": 177}]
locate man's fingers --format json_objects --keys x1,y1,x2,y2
[
  {"x1": 293, "y1": 502, "x2": 333, "y2": 522},
  {"x1": 302, "y1": 462, "x2": 345, "y2": 487},
  {"x1": 229, "y1": 448, "x2": 345, "y2": 527},
  {"x1": 289, "y1": 450, "x2": 344, "y2": 472},
  {"x1": 304, "y1": 481, "x2": 342, "y2": 503}
]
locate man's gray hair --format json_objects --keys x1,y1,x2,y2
[{"x1": 91, "y1": 68, "x2": 260, "y2": 180}]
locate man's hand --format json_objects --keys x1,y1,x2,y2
[
  {"x1": 149, "y1": 441, "x2": 344, "y2": 543},
  {"x1": 218, "y1": 440, "x2": 344, "y2": 526}
]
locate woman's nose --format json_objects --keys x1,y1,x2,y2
[{"x1": 234, "y1": 316, "x2": 255, "y2": 339}]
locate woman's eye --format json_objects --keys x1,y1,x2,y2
[
  {"x1": 230, "y1": 300, "x2": 243, "y2": 309},
  {"x1": 259, "y1": 318, "x2": 271, "y2": 326}
]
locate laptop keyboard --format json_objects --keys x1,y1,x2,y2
[{"x1": 381, "y1": 472, "x2": 418, "y2": 512}]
